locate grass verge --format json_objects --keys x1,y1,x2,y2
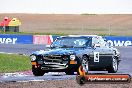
[
  {"x1": 0, "y1": 31, "x2": 66, "y2": 36},
  {"x1": 0, "y1": 53, "x2": 31, "y2": 73},
  {"x1": 0, "y1": 31, "x2": 117, "y2": 36}
]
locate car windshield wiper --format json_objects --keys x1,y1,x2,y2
[{"x1": 60, "y1": 45, "x2": 74, "y2": 48}]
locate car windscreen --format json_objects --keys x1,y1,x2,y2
[{"x1": 50, "y1": 37, "x2": 91, "y2": 48}]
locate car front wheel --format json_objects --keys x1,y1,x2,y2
[
  {"x1": 81, "y1": 56, "x2": 89, "y2": 74},
  {"x1": 108, "y1": 57, "x2": 118, "y2": 73},
  {"x1": 32, "y1": 68, "x2": 45, "y2": 76}
]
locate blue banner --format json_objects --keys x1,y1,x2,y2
[
  {"x1": 104, "y1": 36, "x2": 132, "y2": 46},
  {"x1": 0, "y1": 34, "x2": 132, "y2": 46},
  {"x1": 0, "y1": 34, "x2": 33, "y2": 44}
]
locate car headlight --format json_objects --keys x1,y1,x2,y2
[
  {"x1": 70, "y1": 55, "x2": 76, "y2": 60},
  {"x1": 30, "y1": 55, "x2": 36, "y2": 61}
]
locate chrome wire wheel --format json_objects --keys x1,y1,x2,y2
[
  {"x1": 82, "y1": 56, "x2": 89, "y2": 73},
  {"x1": 108, "y1": 56, "x2": 118, "y2": 73},
  {"x1": 112, "y1": 57, "x2": 118, "y2": 72}
]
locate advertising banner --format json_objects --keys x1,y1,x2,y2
[
  {"x1": 0, "y1": 34, "x2": 33, "y2": 44},
  {"x1": 0, "y1": 34, "x2": 132, "y2": 46},
  {"x1": 104, "y1": 36, "x2": 132, "y2": 46},
  {"x1": 33, "y1": 35, "x2": 60, "y2": 45},
  {"x1": 33, "y1": 35, "x2": 51, "y2": 44}
]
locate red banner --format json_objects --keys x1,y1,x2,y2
[{"x1": 33, "y1": 35, "x2": 52, "y2": 45}]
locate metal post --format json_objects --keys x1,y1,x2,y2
[
  {"x1": 109, "y1": 25, "x2": 111, "y2": 36},
  {"x1": 3, "y1": 20, "x2": 6, "y2": 32}
]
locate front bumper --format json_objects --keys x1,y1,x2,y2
[
  {"x1": 41, "y1": 63, "x2": 67, "y2": 71},
  {"x1": 32, "y1": 61, "x2": 80, "y2": 72}
]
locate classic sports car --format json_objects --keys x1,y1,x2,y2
[{"x1": 30, "y1": 35, "x2": 121, "y2": 76}]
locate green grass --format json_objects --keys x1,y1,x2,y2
[
  {"x1": 0, "y1": 31, "x2": 66, "y2": 36},
  {"x1": 0, "y1": 31, "x2": 118, "y2": 36},
  {"x1": 0, "y1": 53, "x2": 31, "y2": 73},
  {"x1": 0, "y1": 30, "x2": 130, "y2": 36}
]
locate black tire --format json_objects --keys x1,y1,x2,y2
[
  {"x1": 32, "y1": 68, "x2": 45, "y2": 76},
  {"x1": 108, "y1": 57, "x2": 118, "y2": 73},
  {"x1": 76, "y1": 76, "x2": 86, "y2": 85}
]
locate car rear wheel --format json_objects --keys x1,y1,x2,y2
[
  {"x1": 76, "y1": 76, "x2": 86, "y2": 85},
  {"x1": 108, "y1": 57, "x2": 118, "y2": 73},
  {"x1": 32, "y1": 68, "x2": 45, "y2": 76},
  {"x1": 81, "y1": 56, "x2": 89, "y2": 74}
]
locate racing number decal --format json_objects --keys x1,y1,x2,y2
[{"x1": 94, "y1": 52, "x2": 99, "y2": 62}]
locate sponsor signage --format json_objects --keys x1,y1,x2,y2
[
  {"x1": 51, "y1": 36, "x2": 132, "y2": 46},
  {"x1": 104, "y1": 36, "x2": 132, "y2": 46},
  {"x1": 0, "y1": 34, "x2": 33, "y2": 44},
  {"x1": 33, "y1": 35, "x2": 59, "y2": 45},
  {"x1": 76, "y1": 66, "x2": 131, "y2": 85},
  {"x1": 0, "y1": 35, "x2": 132, "y2": 46},
  {"x1": 33, "y1": 35, "x2": 52, "y2": 44},
  {"x1": 76, "y1": 74, "x2": 131, "y2": 85}
]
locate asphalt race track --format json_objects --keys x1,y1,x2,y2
[
  {"x1": 0, "y1": 44, "x2": 132, "y2": 82},
  {"x1": 0, "y1": 44, "x2": 46, "y2": 55}
]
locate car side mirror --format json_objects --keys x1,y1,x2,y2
[
  {"x1": 92, "y1": 43, "x2": 100, "y2": 49},
  {"x1": 95, "y1": 44, "x2": 100, "y2": 47}
]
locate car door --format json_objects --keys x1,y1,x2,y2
[
  {"x1": 93, "y1": 37, "x2": 113, "y2": 67},
  {"x1": 91, "y1": 36, "x2": 104, "y2": 63}
]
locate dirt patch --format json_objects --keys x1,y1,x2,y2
[
  {"x1": 0, "y1": 14, "x2": 132, "y2": 35},
  {"x1": 0, "y1": 79, "x2": 131, "y2": 88}
]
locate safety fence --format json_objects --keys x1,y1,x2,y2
[{"x1": 0, "y1": 34, "x2": 132, "y2": 46}]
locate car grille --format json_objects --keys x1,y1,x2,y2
[{"x1": 43, "y1": 55, "x2": 68, "y2": 63}]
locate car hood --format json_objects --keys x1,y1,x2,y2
[{"x1": 32, "y1": 48, "x2": 84, "y2": 56}]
